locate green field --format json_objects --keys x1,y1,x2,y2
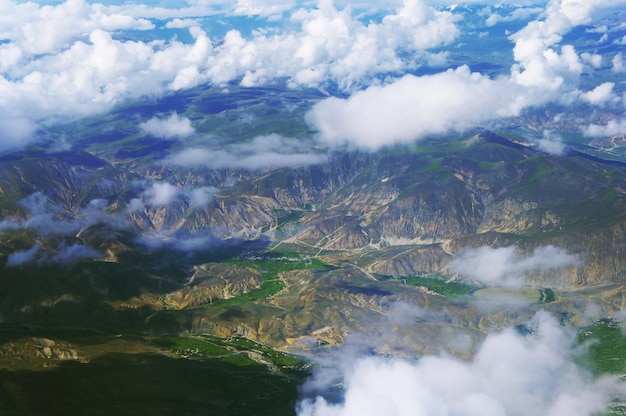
[
  {"x1": 209, "y1": 252, "x2": 332, "y2": 307},
  {"x1": 578, "y1": 319, "x2": 626, "y2": 376},
  {"x1": 403, "y1": 276, "x2": 475, "y2": 297},
  {"x1": 378, "y1": 274, "x2": 475, "y2": 297}
]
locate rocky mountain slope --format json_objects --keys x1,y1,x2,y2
[{"x1": 0, "y1": 129, "x2": 625, "y2": 350}]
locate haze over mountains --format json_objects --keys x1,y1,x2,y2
[{"x1": 1, "y1": 0, "x2": 626, "y2": 414}]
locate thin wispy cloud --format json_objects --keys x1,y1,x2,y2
[
  {"x1": 128, "y1": 182, "x2": 218, "y2": 212},
  {"x1": 4, "y1": 242, "x2": 101, "y2": 267},
  {"x1": 167, "y1": 134, "x2": 327, "y2": 169},
  {"x1": 449, "y1": 245, "x2": 582, "y2": 287},
  {"x1": 0, "y1": 193, "x2": 126, "y2": 237},
  {"x1": 5, "y1": 244, "x2": 41, "y2": 267}
]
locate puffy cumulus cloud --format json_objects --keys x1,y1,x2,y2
[
  {"x1": 139, "y1": 112, "x2": 195, "y2": 140},
  {"x1": 0, "y1": 0, "x2": 462, "y2": 151},
  {"x1": 584, "y1": 118, "x2": 626, "y2": 137},
  {"x1": 581, "y1": 52, "x2": 603, "y2": 68},
  {"x1": 485, "y1": 6, "x2": 544, "y2": 27},
  {"x1": 167, "y1": 133, "x2": 327, "y2": 169},
  {"x1": 0, "y1": 0, "x2": 154, "y2": 59},
  {"x1": 307, "y1": 0, "x2": 626, "y2": 150},
  {"x1": 307, "y1": 67, "x2": 520, "y2": 151},
  {"x1": 165, "y1": 18, "x2": 200, "y2": 29},
  {"x1": 510, "y1": 41, "x2": 582, "y2": 91},
  {"x1": 0, "y1": 0, "x2": 210, "y2": 149},
  {"x1": 580, "y1": 82, "x2": 618, "y2": 106},
  {"x1": 198, "y1": 0, "x2": 459, "y2": 89},
  {"x1": 509, "y1": 0, "x2": 626, "y2": 89},
  {"x1": 142, "y1": 182, "x2": 181, "y2": 207},
  {"x1": 0, "y1": 117, "x2": 37, "y2": 152},
  {"x1": 0, "y1": 26, "x2": 212, "y2": 151},
  {"x1": 188, "y1": 186, "x2": 219, "y2": 208},
  {"x1": 298, "y1": 312, "x2": 619, "y2": 416},
  {"x1": 234, "y1": 0, "x2": 295, "y2": 16},
  {"x1": 128, "y1": 182, "x2": 219, "y2": 212},
  {"x1": 287, "y1": 0, "x2": 460, "y2": 89},
  {"x1": 449, "y1": 245, "x2": 582, "y2": 287},
  {"x1": 613, "y1": 53, "x2": 625, "y2": 72},
  {"x1": 537, "y1": 130, "x2": 566, "y2": 156},
  {"x1": 3, "y1": 0, "x2": 625, "y2": 153}
]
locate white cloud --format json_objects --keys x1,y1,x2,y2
[
  {"x1": 5, "y1": 242, "x2": 100, "y2": 266},
  {"x1": 485, "y1": 6, "x2": 543, "y2": 27},
  {"x1": 137, "y1": 231, "x2": 221, "y2": 252},
  {"x1": 234, "y1": 0, "x2": 295, "y2": 16},
  {"x1": 306, "y1": 0, "x2": 626, "y2": 150},
  {"x1": 143, "y1": 182, "x2": 181, "y2": 207},
  {"x1": 47, "y1": 243, "x2": 101, "y2": 263},
  {"x1": 165, "y1": 18, "x2": 199, "y2": 29},
  {"x1": 128, "y1": 198, "x2": 145, "y2": 213},
  {"x1": 167, "y1": 133, "x2": 327, "y2": 169},
  {"x1": 510, "y1": 0, "x2": 626, "y2": 87},
  {"x1": 613, "y1": 53, "x2": 625, "y2": 72},
  {"x1": 298, "y1": 311, "x2": 618, "y2": 416},
  {"x1": 1, "y1": 193, "x2": 126, "y2": 237},
  {"x1": 584, "y1": 118, "x2": 626, "y2": 137},
  {"x1": 5, "y1": 244, "x2": 41, "y2": 267},
  {"x1": 307, "y1": 66, "x2": 520, "y2": 151},
  {"x1": 129, "y1": 182, "x2": 219, "y2": 212},
  {"x1": 140, "y1": 112, "x2": 195, "y2": 140},
  {"x1": 581, "y1": 82, "x2": 618, "y2": 106},
  {"x1": 0, "y1": 117, "x2": 37, "y2": 152},
  {"x1": 581, "y1": 52, "x2": 603, "y2": 68},
  {"x1": 0, "y1": 0, "x2": 625, "y2": 153},
  {"x1": 0, "y1": 0, "x2": 464, "y2": 152},
  {"x1": 449, "y1": 245, "x2": 581, "y2": 287},
  {"x1": 537, "y1": 130, "x2": 566, "y2": 155},
  {"x1": 0, "y1": 0, "x2": 154, "y2": 58},
  {"x1": 188, "y1": 186, "x2": 219, "y2": 208}
]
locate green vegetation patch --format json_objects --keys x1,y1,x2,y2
[
  {"x1": 154, "y1": 334, "x2": 307, "y2": 374},
  {"x1": 539, "y1": 288, "x2": 555, "y2": 303},
  {"x1": 578, "y1": 318, "x2": 626, "y2": 376},
  {"x1": 378, "y1": 274, "x2": 474, "y2": 297},
  {"x1": 404, "y1": 276, "x2": 474, "y2": 297},
  {"x1": 211, "y1": 252, "x2": 332, "y2": 306},
  {"x1": 209, "y1": 280, "x2": 286, "y2": 307},
  {"x1": 207, "y1": 335, "x2": 305, "y2": 370},
  {"x1": 152, "y1": 336, "x2": 232, "y2": 358}
]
